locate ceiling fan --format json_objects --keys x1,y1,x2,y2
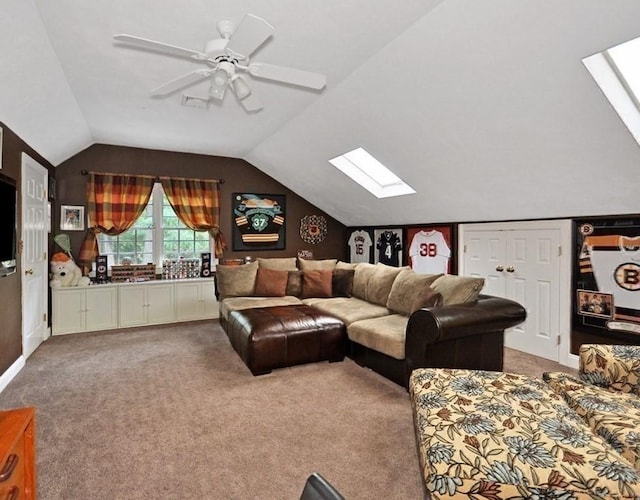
[{"x1": 113, "y1": 14, "x2": 327, "y2": 112}]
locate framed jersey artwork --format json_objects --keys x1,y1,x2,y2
[
  {"x1": 232, "y1": 193, "x2": 286, "y2": 251},
  {"x1": 373, "y1": 228, "x2": 404, "y2": 267},
  {"x1": 347, "y1": 228, "x2": 374, "y2": 263},
  {"x1": 406, "y1": 225, "x2": 456, "y2": 275},
  {"x1": 574, "y1": 216, "x2": 640, "y2": 339}
]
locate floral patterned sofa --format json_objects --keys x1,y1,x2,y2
[{"x1": 409, "y1": 350, "x2": 640, "y2": 499}]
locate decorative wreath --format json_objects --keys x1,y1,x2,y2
[{"x1": 300, "y1": 215, "x2": 327, "y2": 244}]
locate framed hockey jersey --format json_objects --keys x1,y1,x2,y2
[
  {"x1": 232, "y1": 193, "x2": 286, "y2": 251},
  {"x1": 574, "y1": 216, "x2": 640, "y2": 339}
]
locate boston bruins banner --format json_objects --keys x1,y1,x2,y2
[{"x1": 233, "y1": 193, "x2": 286, "y2": 250}]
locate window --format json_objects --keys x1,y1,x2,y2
[
  {"x1": 583, "y1": 35, "x2": 640, "y2": 145},
  {"x1": 329, "y1": 147, "x2": 415, "y2": 198},
  {"x1": 97, "y1": 183, "x2": 212, "y2": 267}
]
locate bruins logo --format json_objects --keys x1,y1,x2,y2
[
  {"x1": 614, "y1": 262, "x2": 640, "y2": 291},
  {"x1": 300, "y1": 215, "x2": 327, "y2": 244}
]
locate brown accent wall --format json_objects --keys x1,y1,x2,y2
[
  {"x1": 55, "y1": 144, "x2": 347, "y2": 264},
  {"x1": 0, "y1": 122, "x2": 55, "y2": 376}
]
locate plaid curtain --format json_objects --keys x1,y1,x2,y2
[
  {"x1": 160, "y1": 177, "x2": 227, "y2": 257},
  {"x1": 78, "y1": 173, "x2": 155, "y2": 269}
]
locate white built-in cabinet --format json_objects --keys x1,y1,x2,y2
[{"x1": 52, "y1": 278, "x2": 218, "y2": 335}]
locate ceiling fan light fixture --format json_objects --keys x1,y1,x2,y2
[{"x1": 232, "y1": 75, "x2": 251, "y2": 99}]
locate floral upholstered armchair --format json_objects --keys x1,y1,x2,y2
[{"x1": 543, "y1": 344, "x2": 640, "y2": 471}]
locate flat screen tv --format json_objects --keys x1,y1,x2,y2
[{"x1": 0, "y1": 172, "x2": 17, "y2": 277}]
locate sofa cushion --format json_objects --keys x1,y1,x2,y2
[
  {"x1": 332, "y1": 269, "x2": 354, "y2": 297},
  {"x1": 352, "y1": 263, "x2": 376, "y2": 300},
  {"x1": 285, "y1": 270, "x2": 304, "y2": 297},
  {"x1": 257, "y1": 257, "x2": 298, "y2": 271},
  {"x1": 335, "y1": 261, "x2": 358, "y2": 270},
  {"x1": 386, "y1": 269, "x2": 442, "y2": 315},
  {"x1": 219, "y1": 296, "x2": 303, "y2": 321},
  {"x1": 215, "y1": 261, "x2": 258, "y2": 298},
  {"x1": 347, "y1": 314, "x2": 408, "y2": 360},
  {"x1": 298, "y1": 258, "x2": 337, "y2": 271},
  {"x1": 579, "y1": 344, "x2": 640, "y2": 395},
  {"x1": 302, "y1": 297, "x2": 390, "y2": 326},
  {"x1": 410, "y1": 287, "x2": 443, "y2": 314},
  {"x1": 254, "y1": 268, "x2": 288, "y2": 297},
  {"x1": 411, "y1": 368, "x2": 640, "y2": 499},
  {"x1": 301, "y1": 270, "x2": 333, "y2": 298},
  {"x1": 366, "y1": 263, "x2": 405, "y2": 307},
  {"x1": 544, "y1": 370, "x2": 640, "y2": 470},
  {"x1": 430, "y1": 274, "x2": 485, "y2": 305}
]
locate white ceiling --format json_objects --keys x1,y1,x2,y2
[{"x1": 2, "y1": 0, "x2": 640, "y2": 226}]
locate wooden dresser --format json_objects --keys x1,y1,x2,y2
[{"x1": 0, "y1": 407, "x2": 36, "y2": 500}]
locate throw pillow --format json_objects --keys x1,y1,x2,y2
[
  {"x1": 254, "y1": 267, "x2": 289, "y2": 297},
  {"x1": 365, "y1": 263, "x2": 405, "y2": 307},
  {"x1": 410, "y1": 287, "x2": 444, "y2": 314},
  {"x1": 386, "y1": 269, "x2": 443, "y2": 315},
  {"x1": 332, "y1": 269, "x2": 355, "y2": 297},
  {"x1": 335, "y1": 261, "x2": 358, "y2": 270},
  {"x1": 257, "y1": 257, "x2": 298, "y2": 271},
  {"x1": 298, "y1": 258, "x2": 338, "y2": 271},
  {"x1": 352, "y1": 263, "x2": 376, "y2": 300},
  {"x1": 431, "y1": 274, "x2": 485, "y2": 306},
  {"x1": 301, "y1": 270, "x2": 333, "y2": 298},
  {"x1": 285, "y1": 270, "x2": 304, "y2": 297},
  {"x1": 215, "y1": 261, "x2": 258, "y2": 298}
]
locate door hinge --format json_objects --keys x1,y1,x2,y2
[
  {"x1": 556, "y1": 335, "x2": 561, "y2": 346},
  {"x1": 463, "y1": 244, "x2": 467, "y2": 253},
  {"x1": 43, "y1": 313, "x2": 47, "y2": 322},
  {"x1": 558, "y1": 246, "x2": 562, "y2": 257}
]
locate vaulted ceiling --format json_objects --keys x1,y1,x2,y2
[{"x1": 2, "y1": 0, "x2": 640, "y2": 226}]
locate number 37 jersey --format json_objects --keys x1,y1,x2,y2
[{"x1": 409, "y1": 230, "x2": 451, "y2": 274}]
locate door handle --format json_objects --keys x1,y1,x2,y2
[
  {"x1": 495, "y1": 265, "x2": 504, "y2": 272},
  {"x1": 506, "y1": 266, "x2": 515, "y2": 273},
  {"x1": 24, "y1": 268, "x2": 34, "y2": 275}
]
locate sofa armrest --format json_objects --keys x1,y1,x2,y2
[
  {"x1": 404, "y1": 295, "x2": 526, "y2": 385},
  {"x1": 579, "y1": 344, "x2": 640, "y2": 394}
]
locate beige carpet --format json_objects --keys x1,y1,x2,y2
[{"x1": 0, "y1": 322, "x2": 576, "y2": 499}]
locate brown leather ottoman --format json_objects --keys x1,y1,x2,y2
[{"x1": 226, "y1": 305, "x2": 347, "y2": 375}]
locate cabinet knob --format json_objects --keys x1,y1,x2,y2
[
  {"x1": 506, "y1": 266, "x2": 515, "y2": 273},
  {"x1": 495, "y1": 265, "x2": 504, "y2": 272},
  {"x1": 24, "y1": 268, "x2": 34, "y2": 275}
]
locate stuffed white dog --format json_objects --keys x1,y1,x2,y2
[{"x1": 50, "y1": 252, "x2": 90, "y2": 288}]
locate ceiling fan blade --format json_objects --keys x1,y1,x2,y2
[
  {"x1": 114, "y1": 34, "x2": 207, "y2": 61},
  {"x1": 151, "y1": 68, "x2": 213, "y2": 96},
  {"x1": 239, "y1": 92, "x2": 263, "y2": 112},
  {"x1": 224, "y1": 14, "x2": 274, "y2": 60},
  {"x1": 247, "y1": 62, "x2": 326, "y2": 89}
]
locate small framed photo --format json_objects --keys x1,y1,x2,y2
[{"x1": 60, "y1": 205, "x2": 85, "y2": 231}]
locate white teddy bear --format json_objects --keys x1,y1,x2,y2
[{"x1": 50, "y1": 252, "x2": 91, "y2": 288}]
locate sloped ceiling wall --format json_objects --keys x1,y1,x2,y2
[{"x1": 2, "y1": 0, "x2": 640, "y2": 227}]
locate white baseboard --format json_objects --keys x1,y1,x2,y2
[{"x1": 0, "y1": 356, "x2": 25, "y2": 394}]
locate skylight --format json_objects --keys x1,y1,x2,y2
[
  {"x1": 582, "y1": 35, "x2": 640, "y2": 145},
  {"x1": 329, "y1": 147, "x2": 415, "y2": 199}
]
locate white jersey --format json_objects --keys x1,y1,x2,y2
[
  {"x1": 581, "y1": 235, "x2": 640, "y2": 315},
  {"x1": 348, "y1": 230, "x2": 373, "y2": 263},
  {"x1": 409, "y1": 230, "x2": 451, "y2": 274}
]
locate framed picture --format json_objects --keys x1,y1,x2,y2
[
  {"x1": 406, "y1": 224, "x2": 456, "y2": 275},
  {"x1": 60, "y1": 205, "x2": 85, "y2": 231},
  {"x1": 347, "y1": 228, "x2": 374, "y2": 264},
  {"x1": 573, "y1": 216, "x2": 640, "y2": 338},
  {"x1": 232, "y1": 193, "x2": 286, "y2": 251},
  {"x1": 373, "y1": 228, "x2": 404, "y2": 266}
]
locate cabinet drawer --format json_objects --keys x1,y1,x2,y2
[{"x1": 0, "y1": 434, "x2": 25, "y2": 498}]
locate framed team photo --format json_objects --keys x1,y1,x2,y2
[
  {"x1": 406, "y1": 224, "x2": 456, "y2": 275},
  {"x1": 573, "y1": 216, "x2": 640, "y2": 339},
  {"x1": 373, "y1": 228, "x2": 404, "y2": 267}
]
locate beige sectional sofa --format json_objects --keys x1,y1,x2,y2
[{"x1": 215, "y1": 257, "x2": 526, "y2": 386}]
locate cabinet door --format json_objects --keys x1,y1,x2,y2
[
  {"x1": 175, "y1": 281, "x2": 202, "y2": 321},
  {"x1": 52, "y1": 288, "x2": 86, "y2": 335},
  {"x1": 146, "y1": 283, "x2": 175, "y2": 325},
  {"x1": 199, "y1": 280, "x2": 219, "y2": 319},
  {"x1": 86, "y1": 287, "x2": 119, "y2": 331},
  {"x1": 118, "y1": 285, "x2": 148, "y2": 328}
]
